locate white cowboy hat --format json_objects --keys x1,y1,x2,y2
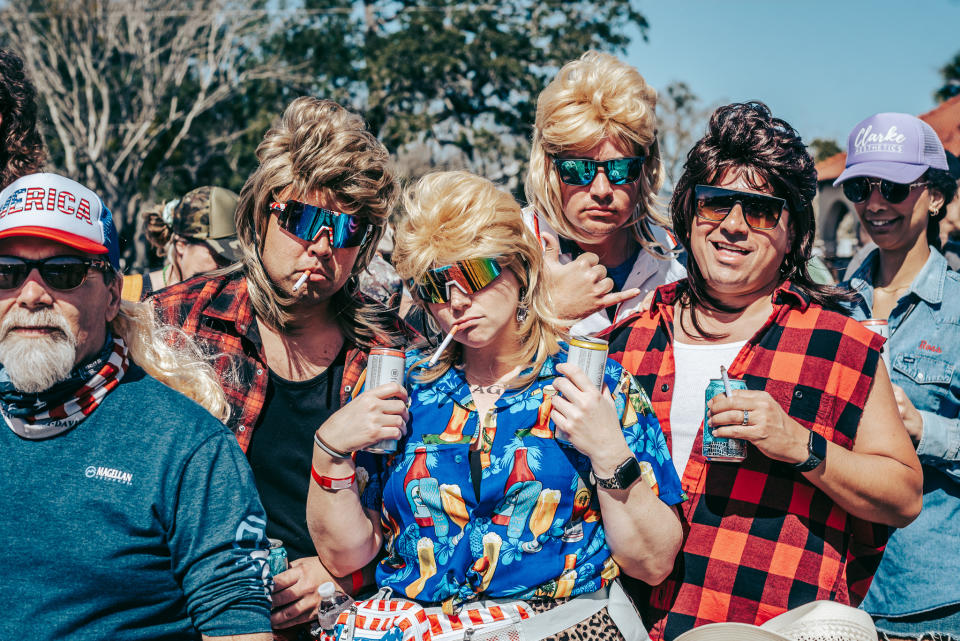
[{"x1": 674, "y1": 601, "x2": 876, "y2": 641}]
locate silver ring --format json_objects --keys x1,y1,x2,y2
[{"x1": 742, "y1": 409, "x2": 749, "y2": 426}]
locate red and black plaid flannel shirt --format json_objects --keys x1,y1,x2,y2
[
  {"x1": 149, "y1": 270, "x2": 369, "y2": 452},
  {"x1": 604, "y1": 280, "x2": 888, "y2": 641}
]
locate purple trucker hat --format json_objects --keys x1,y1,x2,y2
[{"x1": 834, "y1": 112, "x2": 948, "y2": 186}]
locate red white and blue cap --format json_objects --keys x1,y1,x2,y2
[
  {"x1": 834, "y1": 112, "x2": 948, "y2": 186},
  {"x1": 0, "y1": 173, "x2": 120, "y2": 269}
]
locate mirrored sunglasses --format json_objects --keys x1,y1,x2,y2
[
  {"x1": 694, "y1": 184, "x2": 786, "y2": 231},
  {"x1": 411, "y1": 257, "x2": 503, "y2": 304},
  {"x1": 270, "y1": 200, "x2": 371, "y2": 248},
  {"x1": 552, "y1": 156, "x2": 645, "y2": 186},
  {"x1": 841, "y1": 177, "x2": 927, "y2": 205},
  {"x1": 0, "y1": 256, "x2": 112, "y2": 290}
]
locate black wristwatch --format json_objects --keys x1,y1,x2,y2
[
  {"x1": 793, "y1": 431, "x2": 827, "y2": 472},
  {"x1": 592, "y1": 456, "x2": 642, "y2": 490}
]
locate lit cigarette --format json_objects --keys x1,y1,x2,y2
[
  {"x1": 428, "y1": 326, "x2": 459, "y2": 366},
  {"x1": 292, "y1": 270, "x2": 310, "y2": 291},
  {"x1": 720, "y1": 365, "x2": 733, "y2": 398}
]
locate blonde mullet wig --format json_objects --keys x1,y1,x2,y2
[
  {"x1": 524, "y1": 50, "x2": 671, "y2": 256},
  {"x1": 393, "y1": 171, "x2": 567, "y2": 388},
  {"x1": 110, "y1": 301, "x2": 231, "y2": 423}
]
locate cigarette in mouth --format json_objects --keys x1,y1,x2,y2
[
  {"x1": 428, "y1": 326, "x2": 460, "y2": 367},
  {"x1": 292, "y1": 270, "x2": 310, "y2": 292}
]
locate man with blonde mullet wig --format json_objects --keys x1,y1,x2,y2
[
  {"x1": 152, "y1": 96, "x2": 405, "y2": 640},
  {"x1": 0, "y1": 173, "x2": 273, "y2": 641},
  {"x1": 524, "y1": 50, "x2": 685, "y2": 336}
]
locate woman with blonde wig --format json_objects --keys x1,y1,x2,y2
[
  {"x1": 524, "y1": 51, "x2": 685, "y2": 336},
  {"x1": 307, "y1": 171, "x2": 684, "y2": 640}
]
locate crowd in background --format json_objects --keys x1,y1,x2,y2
[{"x1": 1, "y1": 41, "x2": 959, "y2": 641}]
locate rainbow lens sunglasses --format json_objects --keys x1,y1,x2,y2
[
  {"x1": 411, "y1": 257, "x2": 503, "y2": 304},
  {"x1": 840, "y1": 177, "x2": 927, "y2": 205},
  {"x1": 694, "y1": 185, "x2": 786, "y2": 231},
  {"x1": 0, "y1": 256, "x2": 112, "y2": 290},
  {"x1": 270, "y1": 200, "x2": 371, "y2": 248},
  {"x1": 552, "y1": 156, "x2": 645, "y2": 186}
]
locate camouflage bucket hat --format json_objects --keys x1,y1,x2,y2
[{"x1": 171, "y1": 186, "x2": 242, "y2": 263}]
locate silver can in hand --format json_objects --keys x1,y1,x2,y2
[
  {"x1": 363, "y1": 347, "x2": 406, "y2": 454},
  {"x1": 557, "y1": 337, "x2": 609, "y2": 444}
]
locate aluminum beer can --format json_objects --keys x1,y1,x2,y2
[
  {"x1": 566, "y1": 337, "x2": 608, "y2": 390},
  {"x1": 267, "y1": 538, "x2": 288, "y2": 577},
  {"x1": 703, "y1": 378, "x2": 748, "y2": 462},
  {"x1": 861, "y1": 318, "x2": 890, "y2": 371},
  {"x1": 363, "y1": 347, "x2": 406, "y2": 454},
  {"x1": 861, "y1": 318, "x2": 889, "y2": 339},
  {"x1": 557, "y1": 337, "x2": 609, "y2": 444}
]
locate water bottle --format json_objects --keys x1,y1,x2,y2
[{"x1": 316, "y1": 581, "x2": 352, "y2": 632}]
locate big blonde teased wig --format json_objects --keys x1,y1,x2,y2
[
  {"x1": 234, "y1": 97, "x2": 399, "y2": 344},
  {"x1": 524, "y1": 50, "x2": 671, "y2": 256},
  {"x1": 393, "y1": 171, "x2": 567, "y2": 387},
  {"x1": 109, "y1": 300, "x2": 231, "y2": 423}
]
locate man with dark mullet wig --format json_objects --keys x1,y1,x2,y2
[{"x1": 605, "y1": 102, "x2": 923, "y2": 640}]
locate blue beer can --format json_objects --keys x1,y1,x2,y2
[
  {"x1": 703, "y1": 378, "x2": 748, "y2": 462},
  {"x1": 267, "y1": 538, "x2": 289, "y2": 577}
]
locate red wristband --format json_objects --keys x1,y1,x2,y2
[
  {"x1": 311, "y1": 465, "x2": 355, "y2": 491},
  {"x1": 350, "y1": 568, "x2": 364, "y2": 595}
]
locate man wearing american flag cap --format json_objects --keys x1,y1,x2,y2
[{"x1": 0, "y1": 172, "x2": 274, "y2": 641}]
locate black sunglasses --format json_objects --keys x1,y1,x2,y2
[
  {"x1": 0, "y1": 256, "x2": 112, "y2": 291},
  {"x1": 694, "y1": 185, "x2": 786, "y2": 231},
  {"x1": 841, "y1": 177, "x2": 927, "y2": 205},
  {"x1": 552, "y1": 156, "x2": 645, "y2": 186}
]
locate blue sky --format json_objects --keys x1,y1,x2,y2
[{"x1": 627, "y1": 0, "x2": 960, "y2": 145}]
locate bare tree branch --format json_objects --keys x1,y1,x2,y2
[{"x1": 0, "y1": 0, "x2": 289, "y2": 266}]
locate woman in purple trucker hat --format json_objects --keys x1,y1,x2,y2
[{"x1": 837, "y1": 113, "x2": 960, "y2": 640}]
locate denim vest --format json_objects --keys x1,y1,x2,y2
[{"x1": 843, "y1": 248, "x2": 960, "y2": 617}]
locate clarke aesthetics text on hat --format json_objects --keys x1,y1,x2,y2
[{"x1": 834, "y1": 112, "x2": 949, "y2": 186}]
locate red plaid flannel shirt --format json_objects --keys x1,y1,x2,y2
[
  {"x1": 604, "y1": 281, "x2": 888, "y2": 641},
  {"x1": 149, "y1": 270, "x2": 368, "y2": 452}
]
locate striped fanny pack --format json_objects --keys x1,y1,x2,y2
[{"x1": 320, "y1": 581, "x2": 648, "y2": 641}]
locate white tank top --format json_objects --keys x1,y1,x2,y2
[{"x1": 669, "y1": 339, "x2": 747, "y2": 478}]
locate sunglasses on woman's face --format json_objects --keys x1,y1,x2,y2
[
  {"x1": 270, "y1": 200, "x2": 371, "y2": 248},
  {"x1": 411, "y1": 257, "x2": 503, "y2": 304},
  {"x1": 694, "y1": 185, "x2": 786, "y2": 231},
  {"x1": 841, "y1": 177, "x2": 927, "y2": 205},
  {"x1": 552, "y1": 156, "x2": 645, "y2": 186},
  {"x1": 0, "y1": 256, "x2": 112, "y2": 291}
]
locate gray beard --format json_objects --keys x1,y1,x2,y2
[{"x1": 0, "y1": 310, "x2": 78, "y2": 394}]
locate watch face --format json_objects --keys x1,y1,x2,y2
[
  {"x1": 594, "y1": 456, "x2": 642, "y2": 489},
  {"x1": 811, "y1": 431, "x2": 827, "y2": 461},
  {"x1": 795, "y1": 431, "x2": 827, "y2": 472},
  {"x1": 614, "y1": 457, "x2": 642, "y2": 489}
]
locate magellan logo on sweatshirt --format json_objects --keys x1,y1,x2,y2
[{"x1": 84, "y1": 464, "x2": 133, "y2": 486}]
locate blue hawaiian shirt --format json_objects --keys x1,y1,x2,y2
[
  {"x1": 843, "y1": 248, "x2": 960, "y2": 617},
  {"x1": 357, "y1": 344, "x2": 685, "y2": 607}
]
